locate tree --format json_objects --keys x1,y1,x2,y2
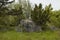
[
  {"x1": 0, "y1": 2, "x2": 25, "y2": 31},
  {"x1": 19, "y1": 0, "x2": 31, "y2": 19},
  {"x1": 0, "y1": 0, "x2": 15, "y2": 8},
  {"x1": 6, "y1": 4, "x2": 25, "y2": 26},
  {"x1": 31, "y1": 3, "x2": 53, "y2": 30}
]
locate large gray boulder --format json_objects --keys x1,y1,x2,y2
[
  {"x1": 15, "y1": 19, "x2": 42, "y2": 32},
  {"x1": 20, "y1": 19, "x2": 35, "y2": 32}
]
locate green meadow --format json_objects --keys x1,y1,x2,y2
[{"x1": 0, "y1": 31, "x2": 60, "y2": 40}]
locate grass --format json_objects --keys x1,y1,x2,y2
[{"x1": 0, "y1": 31, "x2": 60, "y2": 40}]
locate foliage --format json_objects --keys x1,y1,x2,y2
[
  {"x1": 0, "y1": 1, "x2": 60, "y2": 31},
  {"x1": 31, "y1": 3, "x2": 53, "y2": 27},
  {"x1": 0, "y1": 4, "x2": 25, "y2": 31},
  {"x1": 50, "y1": 10, "x2": 60, "y2": 28}
]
